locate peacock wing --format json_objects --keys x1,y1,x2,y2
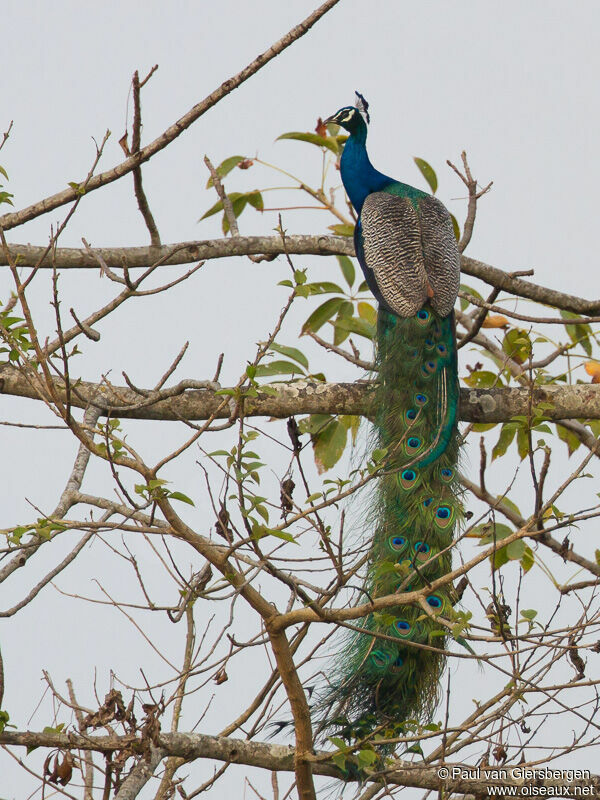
[
  {"x1": 359, "y1": 192, "x2": 428, "y2": 318},
  {"x1": 416, "y1": 195, "x2": 460, "y2": 317}
]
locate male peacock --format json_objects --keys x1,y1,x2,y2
[{"x1": 318, "y1": 93, "x2": 462, "y2": 740}]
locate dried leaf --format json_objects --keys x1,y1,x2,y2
[
  {"x1": 118, "y1": 132, "x2": 130, "y2": 157},
  {"x1": 215, "y1": 503, "x2": 233, "y2": 543},
  {"x1": 584, "y1": 361, "x2": 600, "y2": 383},
  {"x1": 481, "y1": 314, "x2": 509, "y2": 329},
  {"x1": 280, "y1": 478, "x2": 295, "y2": 515},
  {"x1": 214, "y1": 668, "x2": 228, "y2": 685}
]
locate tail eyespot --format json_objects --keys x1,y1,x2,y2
[
  {"x1": 406, "y1": 436, "x2": 422, "y2": 455},
  {"x1": 371, "y1": 650, "x2": 390, "y2": 668},
  {"x1": 389, "y1": 535, "x2": 407, "y2": 552},
  {"x1": 391, "y1": 654, "x2": 404, "y2": 671},
  {"x1": 414, "y1": 393, "x2": 428, "y2": 406},
  {"x1": 427, "y1": 595, "x2": 443, "y2": 609},
  {"x1": 414, "y1": 541, "x2": 431, "y2": 562},
  {"x1": 399, "y1": 468, "x2": 418, "y2": 490}
]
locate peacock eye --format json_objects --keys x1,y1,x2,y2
[
  {"x1": 406, "y1": 409, "x2": 417, "y2": 420},
  {"x1": 402, "y1": 470, "x2": 415, "y2": 482},
  {"x1": 423, "y1": 497, "x2": 433, "y2": 508},
  {"x1": 436, "y1": 506, "x2": 451, "y2": 519},
  {"x1": 390, "y1": 536, "x2": 406, "y2": 551},
  {"x1": 427, "y1": 595, "x2": 442, "y2": 609},
  {"x1": 414, "y1": 542, "x2": 430, "y2": 554},
  {"x1": 415, "y1": 393, "x2": 428, "y2": 406},
  {"x1": 407, "y1": 437, "x2": 421, "y2": 449},
  {"x1": 371, "y1": 650, "x2": 389, "y2": 668},
  {"x1": 441, "y1": 468, "x2": 453, "y2": 478},
  {"x1": 417, "y1": 309, "x2": 429, "y2": 320}
]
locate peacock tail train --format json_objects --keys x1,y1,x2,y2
[{"x1": 316, "y1": 93, "x2": 463, "y2": 741}]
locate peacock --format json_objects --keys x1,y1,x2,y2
[{"x1": 317, "y1": 93, "x2": 462, "y2": 741}]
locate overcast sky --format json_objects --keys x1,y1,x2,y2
[{"x1": 3, "y1": 1, "x2": 600, "y2": 796}]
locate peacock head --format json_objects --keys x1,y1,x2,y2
[{"x1": 325, "y1": 91, "x2": 370, "y2": 135}]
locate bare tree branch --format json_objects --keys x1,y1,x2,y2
[
  {"x1": 3, "y1": 236, "x2": 598, "y2": 315},
  {"x1": 2, "y1": 366, "x2": 600, "y2": 422},
  {"x1": 0, "y1": 0, "x2": 342, "y2": 232}
]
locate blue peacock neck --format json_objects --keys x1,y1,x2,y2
[{"x1": 340, "y1": 126, "x2": 392, "y2": 215}]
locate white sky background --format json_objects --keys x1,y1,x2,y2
[{"x1": 2, "y1": 1, "x2": 600, "y2": 797}]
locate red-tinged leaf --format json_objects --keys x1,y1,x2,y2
[{"x1": 315, "y1": 117, "x2": 328, "y2": 137}]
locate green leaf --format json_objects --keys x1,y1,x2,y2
[
  {"x1": 328, "y1": 223, "x2": 355, "y2": 237},
  {"x1": 463, "y1": 370, "x2": 501, "y2": 389},
  {"x1": 450, "y1": 213, "x2": 461, "y2": 241},
  {"x1": 0, "y1": 166, "x2": 8, "y2": 180},
  {"x1": 506, "y1": 539, "x2": 526, "y2": 560},
  {"x1": 337, "y1": 255, "x2": 355, "y2": 288},
  {"x1": 332, "y1": 752, "x2": 348, "y2": 771},
  {"x1": 306, "y1": 492, "x2": 322, "y2": 504},
  {"x1": 500, "y1": 497, "x2": 522, "y2": 518},
  {"x1": 413, "y1": 157, "x2": 438, "y2": 194},
  {"x1": 492, "y1": 422, "x2": 517, "y2": 460},
  {"x1": 301, "y1": 297, "x2": 346, "y2": 335},
  {"x1": 477, "y1": 522, "x2": 514, "y2": 544},
  {"x1": 168, "y1": 491, "x2": 195, "y2": 506},
  {"x1": 561, "y1": 310, "x2": 593, "y2": 355},
  {"x1": 301, "y1": 281, "x2": 345, "y2": 295},
  {"x1": 503, "y1": 328, "x2": 532, "y2": 364},
  {"x1": 0, "y1": 710, "x2": 9, "y2": 734},
  {"x1": 276, "y1": 131, "x2": 339, "y2": 154},
  {"x1": 312, "y1": 418, "x2": 348, "y2": 473},
  {"x1": 357, "y1": 301, "x2": 377, "y2": 325},
  {"x1": 254, "y1": 359, "x2": 305, "y2": 378},
  {"x1": 331, "y1": 315, "x2": 375, "y2": 341},
  {"x1": 199, "y1": 191, "x2": 243, "y2": 221},
  {"x1": 333, "y1": 300, "x2": 354, "y2": 345},
  {"x1": 205, "y1": 155, "x2": 245, "y2": 188},
  {"x1": 516, "y1": 426, "x2": 529, "y2": 460},
  {"x1": 357, "y1": 749, "x2": 377, "y2": 767},
  {"x1": 268, "y1": 343, "x2": 309, "y2": 369},
  {"x1": 520, "y1": 609, "x2": 538, "y2": 621},
  {"x1": 357, "y1": 280, "x2": 369, "y2": 293},
  {"x1": 471, "y1": 422, "x2": 497, "y2": 432},
  {"x1": 246, "y1": 190, "x2": 264, "y2": 211},
  {"x1": 556, "y1": 423, "x2": 581, "y2": 456},
  {"x1": 493, "y1": 545, "x2": 509, "y2": 569},
  {"x1": 459, "y1": 283, "x2": 484, "y2": 312}
]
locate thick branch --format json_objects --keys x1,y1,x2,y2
[
  {"x1": 2, "y1": 236, "x2": 599, "y2": 315},
  {"x1": 2, "y1": 367, "x2": 600, "y2": 422},
  {"x1": 1, "y1": 730, "x2": 598, "y2": 796}
]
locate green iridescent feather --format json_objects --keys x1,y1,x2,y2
[
  {"x1": 317, "y1": 306, "x2": 461, "y2": 740},
  {"x1": 315, "y1": 94, "x2": 463, "y2": 743}
]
